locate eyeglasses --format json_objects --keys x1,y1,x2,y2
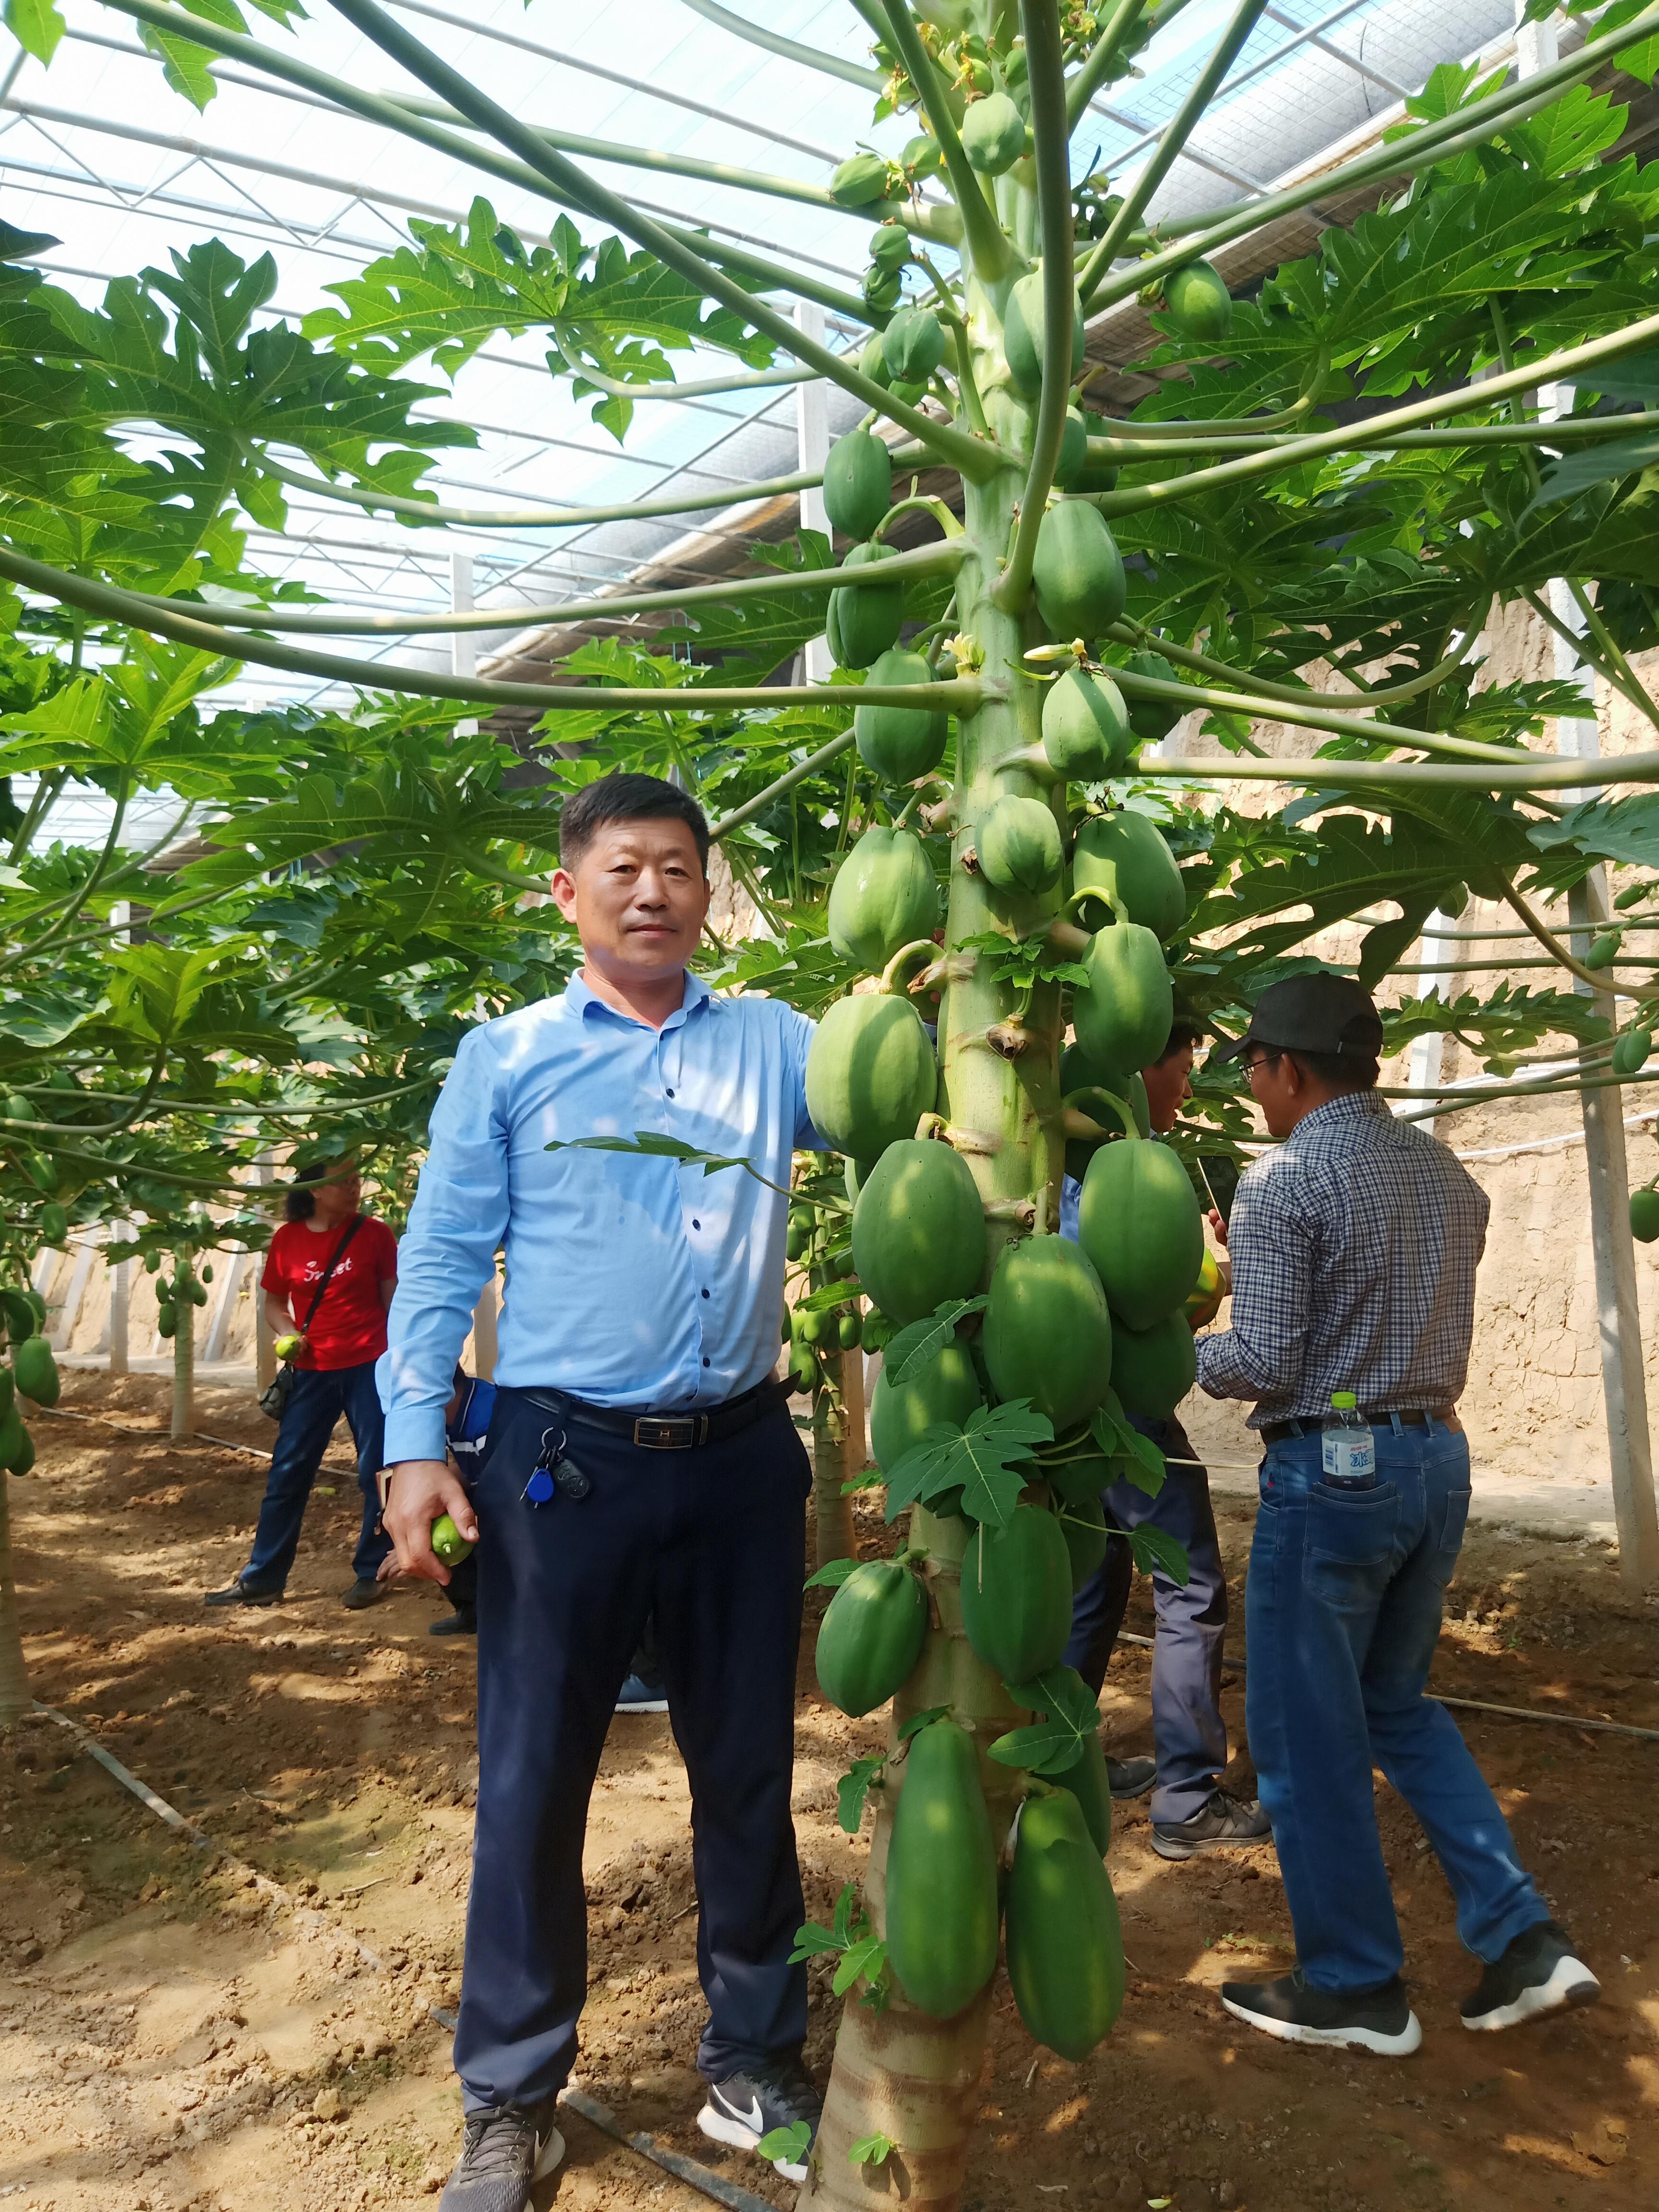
[{"x1": 1243, "y1": 1051, "x2": 1283, "y2": 1082}]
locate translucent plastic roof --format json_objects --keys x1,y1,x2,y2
[{"x1": 2, "y1": 0, "x2": 1522, "y2": 725}]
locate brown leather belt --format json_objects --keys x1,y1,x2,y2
[{"x1": 1261, "y1": 1406, "x2": 1459, "y2": 1444}]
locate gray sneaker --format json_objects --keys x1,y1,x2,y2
[
  {"x1": 439, "y1": 2101, "x2": 564, "y2": 2212},
  {"x1": 1151, "y1": 1789, "x2": 1272, "y2": 1861}
]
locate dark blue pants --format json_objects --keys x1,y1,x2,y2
[
  {"x1": 1064, "y1": 1417, "x2": 1229, "y2": 1825},
  {"x1": 1250, "y1": 1419, "x2": 1549, "y2": 1991},
  {"x1": 455, "y1": 1388, "x2": 812, "y2": 2111},
  {"x1": 244, "y1": 1361, "x2": 388, "y2": 1593}
]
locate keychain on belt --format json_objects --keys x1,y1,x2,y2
[{"x1": 524, "y1": 1425, "x2": 592, "y2": 1507}]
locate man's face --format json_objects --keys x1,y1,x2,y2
[
  {"x1": 1244, "y1": 1048, "x2": 1304, "y2": 1140},
  {"x1": 1140, "y1": 1042, "x2": 1194, "y2": 1134},
  {"x1": 551, "y1": 817, "x2": 711, "y2": 987}
]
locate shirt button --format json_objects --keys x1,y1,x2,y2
[
  {"x1": 691, "y1": 1219, "x2": 701, "y2": 1230},
  {"x1": 702, "y1": 1356, "x2": 710, "y2": 1367},
  {"x1": 666, "y1": 1087, "x2": 674, "y2": 1097},
  {"x1": 701, "y1": 1288, "x2": 709, "y2": 1299}
]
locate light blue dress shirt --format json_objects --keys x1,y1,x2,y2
[{"x1": 378, "y1": 971, "x2": 821, "y2": 1466}]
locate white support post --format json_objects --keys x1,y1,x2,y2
[
  {"x1": 108, "y1": 1231, "x2": 130, "y2": 1379},
  {"x1": 203, "y1": 1249, "x2": 248, "y2": 1364},
  {"x1": 452, "y1": 551, "x2": 478, "y2": 739},
  {"x1": 49, "y1": 1237, "x2": 97, "y2": 1352},
  {"x1": 795, "y1": 301, "x2": 833, "y2": 685},
  {"x1": 1407, "y1": 911, "x2": 1460, "y2": 1137}
]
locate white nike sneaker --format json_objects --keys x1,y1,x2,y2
[{"x1": 697, "y1": 2056, "x2": 822, "y2": 2183}]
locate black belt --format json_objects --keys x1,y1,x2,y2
[
  {"x1": 1261, "y1": 1407, "x2": 1455, "y2": 1444},
  {"x1": 505, "y1": 1376, "x2": 783, "y2": 1451}
]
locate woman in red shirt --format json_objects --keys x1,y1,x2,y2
[{"x1": 206, "y1": 1158, "x2": 399, "y2": 1611}]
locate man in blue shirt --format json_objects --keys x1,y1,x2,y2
[{"x1": 379, "y1": 774, "x2": 822, "y2": 2210}]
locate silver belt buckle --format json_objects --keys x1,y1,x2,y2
[{"x1": 634, "y1": 1415, "x2": 698, "y2": 1449}]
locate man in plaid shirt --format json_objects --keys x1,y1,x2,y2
[{"x1": 1196, "y1": 972, "x2": 1598, "y2": 2056}]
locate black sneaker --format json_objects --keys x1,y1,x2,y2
[
  {"x1": 1152, "y1": 1789, "x2": 1272, "y2": 1860},
  {"x1": 1221, "y1": 1969, "x2": 1422, "y2": 2056},
  {"x1": 341, "y1": 1578, "x2": 386, "y2": 1611},
  {"x1": 1106, "y1": 1755, "x2": 1156, "y2": 1800},
  {"x1": 204, "y1": 1576, "x2": 282, "y2": 1608},
  {"x1": 439, "y1": 2100, "x2": 563, "y2": 2212},
  {"x1": 430, "y1": 1608, "x2": 478, "y2": 1637},
  {"x1": 1461, "y1": 1919, "x2": 1600, "y2": 2032},
  {"x1": 697, "y1": 2055, "x2": 821, "y2": 2184}
]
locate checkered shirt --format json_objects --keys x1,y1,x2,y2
[{"x1": 1194, "y1": 1090, "x2": 1490, "y2": 1430}]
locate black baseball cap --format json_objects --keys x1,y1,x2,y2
[{"x1": 1208, "y1": 970, "x2": 1384, "y2": 1066}]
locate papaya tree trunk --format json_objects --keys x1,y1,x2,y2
[
  {"x1": 171, "y1": 1259, "x2": 195, "y2": 1441},
  {"x1": 841, "y1": 1322, "x2": 867, "y2": 1496},
  {"x1": 0, "y1": 1474, "x2": 31, "y2": 1726},
  {"x1": 813, "y1": 1354, "x2": 859, "y2": 1569}
]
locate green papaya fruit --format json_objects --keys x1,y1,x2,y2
[
  {"x1": 24, "y1": 1153, "x2": 56, "y2": 1197},
  {"x1": 829, "y1": 541, "x2": 904, "y2": 670},
  {"x1": 788, "y1": 1341, "x2": 818, "y2": 1392},
  {"x1": 1042, "y1": 666, "x2": 1132, "y2": 782},
  {"x1": 961, "y1": 89, "x2": 1027, "y2": 172},
  {"x1": 822, "y1": 428, "x2": 893, "y2": 542},
  {"x1": 39, "y1": 1202, "x2": 68, "y2": 1246},
  {"x1": 1045, "y1": 1444, "x2": 1111, "y2": 1509},
  {"x1": 13, "y1": 1334, "x2": 58, "y2": 1407},
  {"x1": 0, "y1": 1289, "x2": 36, "y2": 1342},
  {"x1": 1060, "y1": 1046, "x2": 1151, "y2": 1138},
  {"x1": 1047, "y1": 1721, "x2": 1112, "y2": 1853},
  {"x1": 1006, "y1": 1788, "x2": 1125, "y2": 2059},
  {"x1": 1110, "y1": 1309, "x2": 1197, "y2": 1420},
  {"x1": 828, "y1": 826, "x2": 939, "y2": 974},
  {"x1": 431, "y1": 1513, "x2": 474, "y2": 1568},
  {"x1": 786, "y1": 1221, "x2": 808, "y2": 1260},
  {"x1": 864, "y1": 264, "x2": 903, "y2": 313},
  {"x1": 869, "y1": 221, "x2": 911, "y2": 269},
  {"x1": 901, "y1": 132, "x2": 943, "y2": 180},
  {"x1": 805, "y1": 995, "x2": 938, "y2": 1161},
  {"x1": 0, "y1": 1093, "x2": 30, "y2": 1126},
  {"x1": 800, "y1": 1308, "x2": 828, "y2": 1345},
  {"x1": 1069, "y1": 410, "x2": 1119, "y2": 495},
  {"x1": 1033, "y1": 501, "x2": 1127, "y2": 643},
  {"x1": 1071, "y1": 922, "x2": 1174, "y2": 1077},
  {"x1": 984, "y1": 1235, "x2": 1114, "y2": 1434},
  {"x1": 976, "y1": 794, "x2": 1062, "y2": 896},
  {"x1": 885, "y1": 1718, "x2": 1000, "y2": 2019},
  {"x1": 1186, "y1": 1247, "x2": 1226, "y2": 1329},
  {"x1": 844, "y1": 1154, "x2": 880, "y2": 1205},
  {"x1": 1003, "y1": 269, "x2": 1085, "y2": 400},
  {"x1": 24, "y1": 1289, "x2": 45, "y2": 1325},
  {"x1": 883, "y1": 306, "x2": 946, "y2": 385},
  {"x1": 6, "y1": 1419, "x2": 33, "y2": 1476},
  {"x1": 1632, "y1": 1189, "x2": 1659, "y2": 1242},
  {"x1": 1078, "y1": 1138, "x2": 1204, "y2": 1332},
  {"x1": 1123, "y1": 650, "x2": 1183, "y2": 747},
  {"x1": 1613, "y1": 1027, "x2": 1653, "y2": 1076},
  {"x1": 960, "y1": 1503, "x2": 1074, "y2": 1679},
  {"x1": 0, "y1": 1404, "x2": 25, "y2": 1471},
  {"x1": 1164, "y1": 258, "x2": 1233, "y2": 344},
  {"x1": 838, "y1": 1310, "x2": 863, "y2": 1351},
  {"x1": 853, "y1": 1138, "x2": 985, "y2": 1325},
  {"x1": 156, "y1": 1307, "x2": 177, "y2": 1340},
  {"x1": 855, "y1": 649, "x2": 949, "y2": 784},
  {"x1": 1058, "y1": 1495, "x2": 1111, "y2": 1591},
  {"x1": 0, "y1": 1368, "x2": 10, "y2": 1422},
  {"x1": 1586, "y1": 931, "x2": 1622, "y2": 970},
  {"x1": 860, "y1": 330, "x2": 892, "y2": 388},
  {"x1": 1072, "y1": 811, "x2": 1187, "y2": 940},
  {"x1": 815, "y1": 1559, "x2": 927, "y2": 1717},
  {"x1": 1052, "y1": 407, "x2": 1089, "y2": 491},
  {"x1": 830, "y1": 151, "x2": 891, "y2": 207},
  {"x1": 870, "y1": 1340, "x2": 983, "y2": 1468}
]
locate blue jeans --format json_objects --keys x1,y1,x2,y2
[
  {"x1": 1249, "y1": 1418, "x2": 1548, "y2": 1990},
  {"x1": 243, "y1": 1362, "x2": 389, "y2": 1593}
]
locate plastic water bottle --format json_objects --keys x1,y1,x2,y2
[{"x1": 1321, "y1": 1391, "x2": 1377, "y2": 1490}]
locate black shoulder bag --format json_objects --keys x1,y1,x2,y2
[{"x1": 258, "y1": 1215, "x2": 367, "y2": 1421}]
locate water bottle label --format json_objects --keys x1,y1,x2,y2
[{"x1": 1322, "y1": 1429, "x2": 1376, "y2": 1486}]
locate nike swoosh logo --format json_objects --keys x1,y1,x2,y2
[{"x1": 721, "y1": 2094, "x2": 765, "y2": 2132}]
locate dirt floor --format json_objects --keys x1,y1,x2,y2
[{"x1": 2, "y1": 1370, "x2": 1656, "y2": 2212}]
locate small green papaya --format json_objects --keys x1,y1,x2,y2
[
  {"x1": 0, "y1": 1404, "x2": 25, "y2": 1472},
  {"x1": 830, "y1": 151, "x2": 891, "y2": 207},
  {"x1": 843, "y1": 1154, "x2": 880, "y2": 1205},
  {"x1": 827, "y1": 826, "x2": 939, "y2": 974},
  {"x1": 822, "y1": 428, "x2": 893, "y2": 542},
  {"x1": 983, "y1": 1236, "x2": 1113, "y2": 1434},
  {"x1": 885, "y1": 1718, "x2": 1000, "y2": 2019},
  {"x1": 1052, "y1": 407, "x2": 1089, "y2": 490},
  {"x1": 1003, "y1": 268, "x2": 1085, "y2": 399},
  {"x1": 976, "y1": 794, "x2": 1062, "y2": 896},
  {"x1": 805, "y1": 995, "x2": 938, "y2": 1161},
  {"x1": 1045, "y1": 1444, "x2": 1112, "y2": 1509},
  {"x1": 882, "y1": 306, "x2": 946, "y2": 385},
  {"x1": 855, "y1": 649, "x2": 949, "y2": 784},
  {"x1": 1122, "y1": 650, "x2": 1184, "y2": 747},
  {"x1": 1043, "y1": 666, "x2": 1132, "y2": 782},
  {"x1": 1005, "y1": 1788, "x2": 1125, "y2": 2059},
  {"x1": 0, "y1": 1093, "x2": 31, "y2": 1126},
  {"x1": 901, "y1": 132, "x2": 943, "y2": 180},
  {"x1": 853, "y1": 1138, "x2": 985, "y2": 1325},
  {"x1": 1110, "y1": 1309, "x2": 1198, "y2": 1420},
  {"x1": 431, "y1": 1513, "x2": 474, "y2": 1567},
  {"x1": 800, "y1": 1309, "x2": 828, "y2": 1345},
  {"x1": 786, "y1": 1221, "x2": 808, "y2": 1260},
  {"x1": 1586, "y1": 931, "x2": 1622, "y2": 970},
  {"x1": 1047, "y1": 1720, "x2": 1112, "y2": 1853},
  {"x1": 0, "y1": 1369, "x2": 10, "y2": 1422},
  {"x1": 1078, "y1": 1138, "x2": 1205, "y2": 1332},
  {"x1": 838, "y1": 1310, "x2": 863, "y2": 1351},
  {"x1": 869, "y1": 1339, "x2": 984, "y2": 1468},
  {"x1": 1033, "y1": 501, "x2": 1127, "y2": 643},
  {"x1": 6, "y1": 1420, "x2": 33, "y2": 1476},
  {"x1": 960, "y1": 1503, "x2": 1074, "y2": 1682},
  {"x1": 1631, "y1": 1188, "x2": 1659, "y2": 1242},
  {"x1": 1072, "y1": 810, "x2": 1187, "y2": 940},
  {"x1": 860, "y1": 330, "x2": 891, "y2": 388},
  {"x1": 1058, "y1": 1495, "x2": 1111, "y2": 1592},
  {"x1": 869, "y1": 222, "x2": 911, "y2": 269},
  {"x1": 13, "y1": 1334, "x2": 59, "y2": 1407},
  {"x1": 788, "y1": 1341, "x2": 818, "y2": 1392},
  {"x1": 961, "y1": 90, "x2": 1027, "y2": 173},
  {"x1": 156, "y1": 1307, "x2": 177, "y2": 1341},
  {"x1": 1613, "y1": 1027, "x2": 1653, "y2": 1076},
  {"x1": 0, "y1": 1289, "x2": 36, "y2": 1342},
  {"x1": 815, "y1": 1559, "x2": 927, "y2": 1717},
  {"x1": 1068, "y1": 409, "x2": 1119, "y2": 495},
  {"x1": 1071, "y1": 922, "x2": 1174, "y2": 1077},
  {"x1": 1163, "y1": 259, "x2": 1233, "y2": 344},
  {"x1": 39, "y1": 1202, "x2": 68, "y2": 1246},
  {"x1": 829, "y1": 541, "x2": 904, "y2": 670}
]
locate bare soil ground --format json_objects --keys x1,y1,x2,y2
[{"x1": 2, "y1": 1369, "x2": 1656, "y2": 2212}]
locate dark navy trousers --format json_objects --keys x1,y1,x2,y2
[
  {"x1": 454, "y1": 1387, "x2": 811, "y2": 2112},
  {"x1": 243, "y1": 1360, "x2": 388, "y2": 1593},
  {"x1": 1063, "y1": 1415, "x2": 1230, "y2": 1825}
]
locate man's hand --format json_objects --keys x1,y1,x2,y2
[
  {"x1": 384, "y1": 1459, "x2": 477, "y2": 1586},
  {"x1": 1207, "y1": 1206, "x2": 1229, "y2": 1248}
]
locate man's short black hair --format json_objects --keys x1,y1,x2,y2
[
  {"x1": 559, "y1": 772, "x2": 710, "y2": 876},
  {"x1": 1156, "y1": 1018, "x2": 1204, "y2": 1063},
  {"x1": 1284, "y1": 1047, "x2": 1380, "y2": 1092}
]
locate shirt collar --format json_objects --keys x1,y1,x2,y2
[
  {"x1": 1292, "y1": 1088, "x2": 1391, "y2": 1139},
  {"x1": 565, "y1": 968, "x2": 710, "y2": 1032}
]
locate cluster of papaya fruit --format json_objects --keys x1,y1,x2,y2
[
  {"x1": 0, "y1": 1286, "x2": 57, "y2": 1476},
  {"x1": 152, "y1": 1255, "x2": 210, "y2": 1343}
]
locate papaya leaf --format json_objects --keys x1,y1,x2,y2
[
  {"x1": 787, "y1": 1923, "x2": 846, "y2": 1962},
  {"x1": 987, "y1": 1716, "x2": 1089, "y2": 1775},
  {"x1": 795, "y1": 1275, "x2": 866, "y2": 1315},
  {"x1": 882, "y1": 1402, "x2": 1052, "y2": 1529},
  {"x1": 831, "y1": 1879, "x2": 863, "y2": 1947},
  {"x1": 1006, "y1": 1664, "x2": 1102, "y2": 1736},
  {"x1": 544, "y1": 1130, "x2": 806, "y2": 1204},
  {"x1": 1531, "y1": 794, "x2": 1659, "y2": 871},
  {"x1": 3, "y1": 0, "x2": 63, "y2": 63},
  {"x1": 832, "y1": 1934, "x2": 888, "y2": 1997},
  {"x1": 804, "y1": 1556, "x2": 860, "y2": 1590},
  {"x1": 836, "y1": 1753, "x2": 886, "y2": 1834},
  {"x1": 1129, "y1": 1524, "x2": 1191, "y2": 1586},
  {"x1": 1089, "y1": 1394, "x2": 1166, "y2": 1496},
  {"x1": 882, "y1": 1295, "x2": 990, "y2": 1389},
  {"x1": 1528, "y1": 432, "x2": 1659, "y2": 512},
  {"x1": 849, "y1": 2134, "x2": 895, "y2": 2167},
  {"x1": 757, "y1": 2121, "x2": 813, "y2": 2165},
  {"x1": 896, "y1": 1703, "x2": 951, "y2": 1744}
]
